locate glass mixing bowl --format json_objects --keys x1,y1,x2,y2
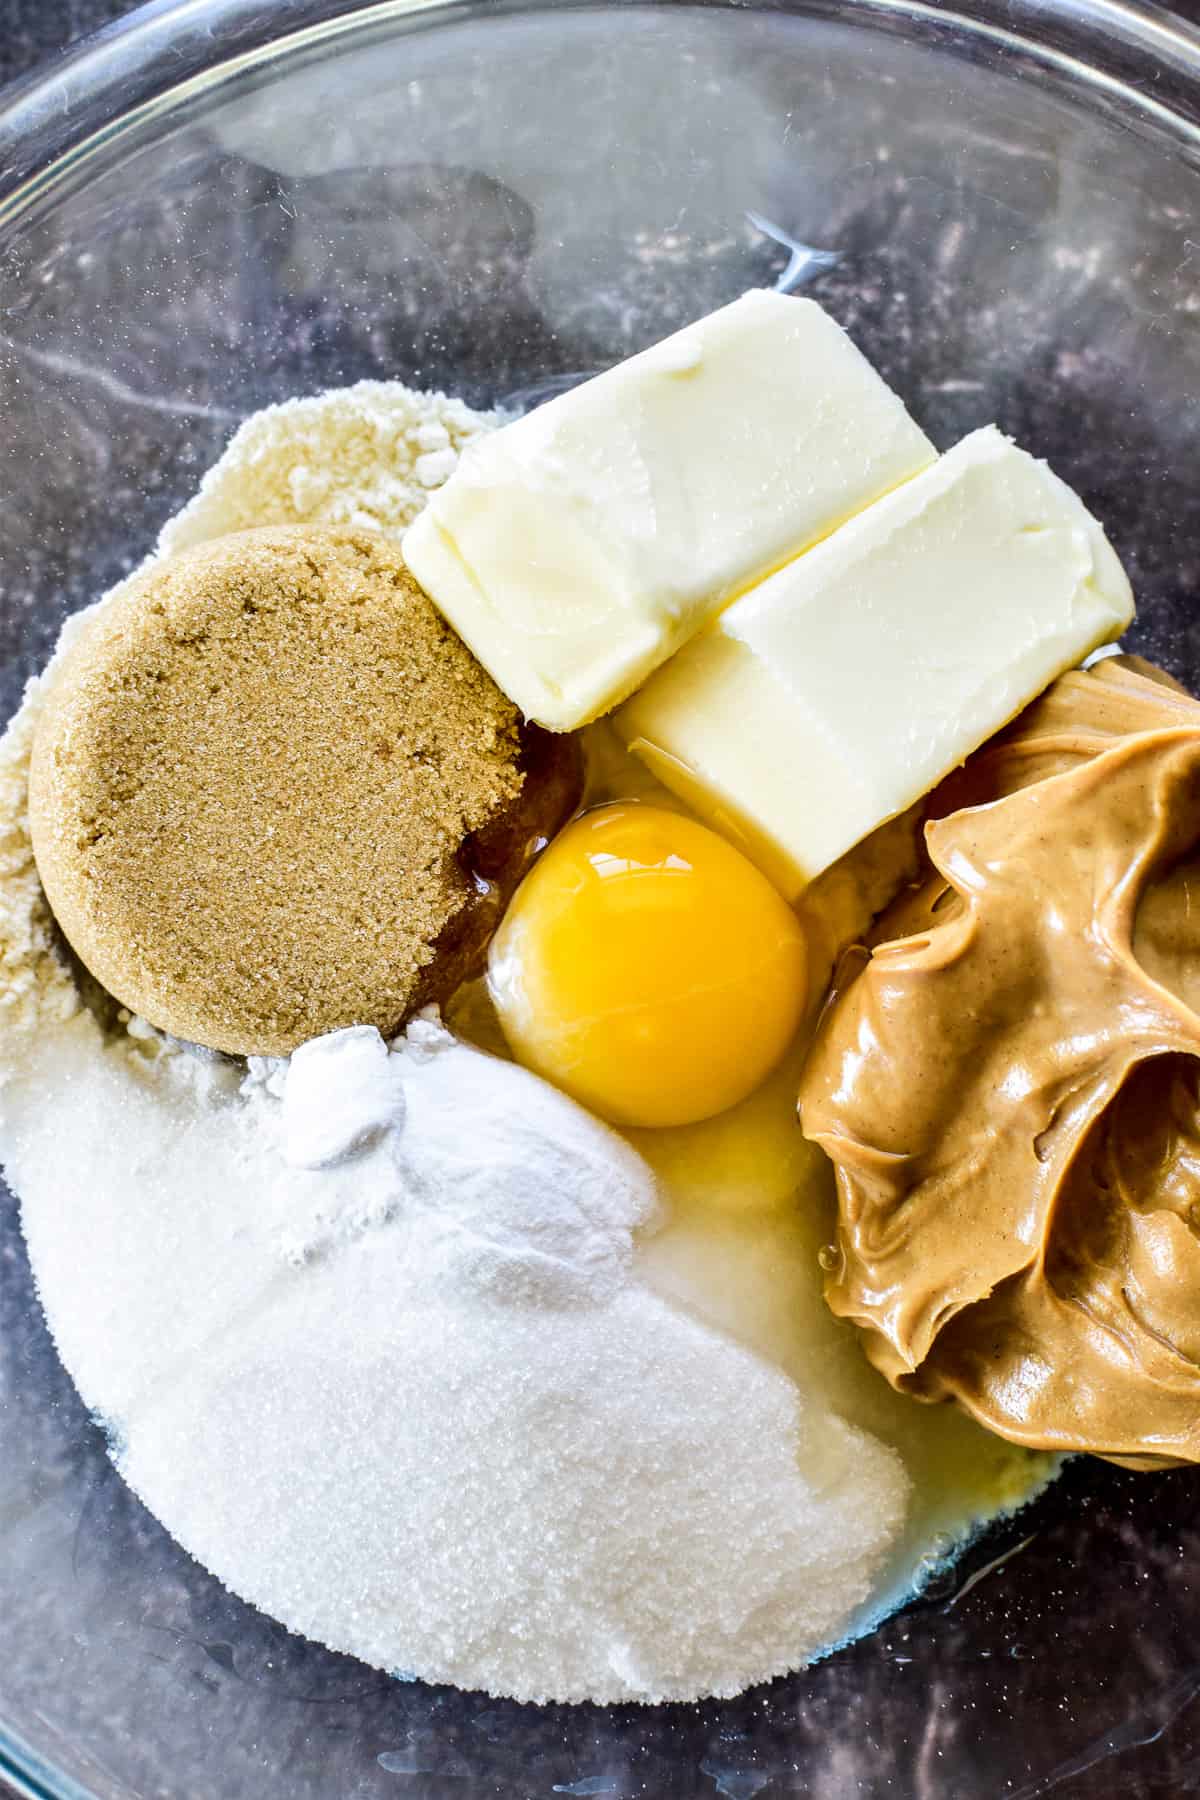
[{"x1": 2, "y1": 1, "x2": 1200, "y2": 1794}]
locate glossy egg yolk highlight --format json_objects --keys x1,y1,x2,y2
[{"x1": 487, "y1": 803, "x2": 807, "y2": 1129}]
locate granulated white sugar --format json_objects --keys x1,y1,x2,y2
[{"x1": 0, "y1": 382, "x2": 1047, "y2": 1704}]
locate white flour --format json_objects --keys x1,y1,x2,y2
[
  {"x1": 0, "y1": 383, "x2": 916, "y2": 1704},
  {"x1": 159, "y1": 380, "x2": 503, "y2": 554}
]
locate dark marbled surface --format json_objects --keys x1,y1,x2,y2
[
  {"x1": 3, "y1": 0, "x2": 1200, "y2": 92},
  {"x1": 0, "y1": 0, "x2": 135, "y2": 90}
]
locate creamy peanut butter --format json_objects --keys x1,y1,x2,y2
[{"x1": 798, "y1": 657, "x2": 1200, "y2": 1469}]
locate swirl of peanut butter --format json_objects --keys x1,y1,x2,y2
[{"x1": 798, "y1": 657, "x2": 1200, "y2": 1469}]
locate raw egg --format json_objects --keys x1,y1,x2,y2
[{"x1": 488, "y1": 803, "x2": 807, "y2": 1128}]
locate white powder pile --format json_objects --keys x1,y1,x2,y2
[
  {"x1": 159, "y1": 381, "x2": 503, "y2": 554},
  {"x1": 0, "y1": 384, "x2": 914, "y2": 1704},
  {"x1": 267, "y1": 1018, "x2": 662, "y2": 1308}
]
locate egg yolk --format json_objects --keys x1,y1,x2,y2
[{"x1": 487, "y1": 803, "x2": 808, "y2": 1129}]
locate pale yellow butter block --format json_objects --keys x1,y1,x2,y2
[
  {"x1": 616, "y1": 426, "x2": 1135, "y2": 898},
  {"x1": 403, "y1": 290, "x2": 935, "y2": 730}
]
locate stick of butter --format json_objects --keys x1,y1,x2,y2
[
  {"x1": 403, "y1": 291, "x2": 935, "y2": 730},
  {"x1": 616, "y1": 426, "x2": 1135, "y2": 898}
]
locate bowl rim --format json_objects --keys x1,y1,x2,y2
[
  {"x1": 0, "y1": 0, "x2": 1199, "y2": 234},
  {"x1": 0, "y1": 1717, "x2": 92, "y2": 1800},
  {"x1": 2, "y1": 0, "x2": 1200, "y2": 1796}
]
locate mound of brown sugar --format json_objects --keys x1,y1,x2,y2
[{"x1": 28, "y1": 524, "x2": 564, "y2": 1056}]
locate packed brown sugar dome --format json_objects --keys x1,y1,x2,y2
[{"x1": 28, "y1": 523, "x2": 575, "y2": 1057}]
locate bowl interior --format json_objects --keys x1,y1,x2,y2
[{"x1": 2, "y1": 2, "x2": 1200, "y2": 1795}]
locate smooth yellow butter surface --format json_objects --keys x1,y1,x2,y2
[
  {"x1": 617, "y1": 425, "x2": 1135, "y2": 896},
  {"x1": 403, "y1": 290, "x2": 935, "y2": 730}
]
